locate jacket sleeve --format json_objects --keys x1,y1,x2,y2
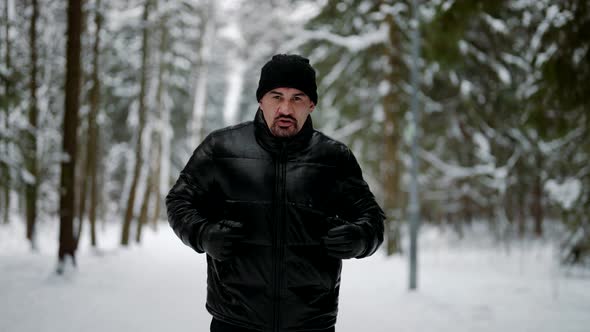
[
  {"x1": 337, "y1": 148, "x2": 385, "y2": 258},
  {"x1": 166, "y1": 135, "x2": 216, "y2": 253}
]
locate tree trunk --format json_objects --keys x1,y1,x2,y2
[
  {"x1": 86, "y1": 0, "x2": 102, "y2": 248},
  {"x1": 136, "y1": 166, "x2": 153, "y2": 243},
  {"x1": 2, "y1": 0, "x2": 12, "y2": 225},
  {"x1": 89, "y1": 133, "x2": 99, "y2": 247},
  {"x1": 381, "y1": 6, "x2": 404, "y2": 255},
  {"x1": 58, "y1": 0, "x2": 82, "y2": 273},
  {"x1": 150, "y1": 22, "x2": 167, "y2": 231},
  {"x1": 25, "y1": 0, "x2": 39, "y2": 249},
  {"x1": 97, "y1": 156, "x2": 107, "y2": 233},
  {"x1": 150, "y1": 139, "x2": 162, "y2": 230},
  {"x1": 121, "y1": 0, "x2": 152, "y2": 246},
  {"x1": 517, "y1": 186, "x2": 526, "y2": 237},
  {"x1": 222, "y1": 57, "x2": 246, "y2": 126},
  {"x1": 158, "y1": 92, "x2": 172, "y2": 232},
  {"x1": 190, "y1": 1, "x2": 215, "y2": 148},
  {"x1": 75, "y1": 125, "x2": 87, "y2": 247},
  {"x1": 137, "y1": 122, "x2": 156, "y2": 244},
  {"x1": 74, "y1": 0, "x2": 91, "y2": 248},
  {"x1": 532, "y1": 172, "x2": 544, "y2": 237},
  {"x1": 75, "y1": 130, "x2": 87, "y2": 246},
  {"x1": 383, "y1": 105, "x2": 403, "y2": 255},
  {"x1": 462, "y1": 194, "x2": 473, "y2": 225},
  {"x1": 1, "y1": 170, "x2": 8, "y2": 224}
]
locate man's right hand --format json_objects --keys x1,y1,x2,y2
[{"x1": 198, "y1": 220, "x2": 245, "y2": 261}]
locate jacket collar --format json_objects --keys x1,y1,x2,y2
[{"x1": 254, "y1": 108, "x2": 314, "y2": 155}]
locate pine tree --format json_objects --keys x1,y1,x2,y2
[
  {"x1": 58, "y1": 0, "x2": 82, "y2": 273},
  {"x1": 121, "y1": 0, "x2": 154, "y2": 246},
  {"x1": 25, "y1": 0, "x2": 39, "y2": 249}
]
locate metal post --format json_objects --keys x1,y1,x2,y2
[{"x1": 409, "y1": 0, "x2": 421, "y2": 291}]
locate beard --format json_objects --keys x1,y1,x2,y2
[{"x1": 270, "y1": 116, "x2": 299, "y2": 137}]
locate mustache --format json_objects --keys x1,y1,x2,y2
[{"x1": 274, "y1": 115, "x2": 296, "y2": 122}]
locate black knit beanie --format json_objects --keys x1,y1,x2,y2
[{"x1": 256, "y1": 54, "x2": 318, "y2": 105}]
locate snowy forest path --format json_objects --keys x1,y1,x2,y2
[{"x1": 1, "y1": 222, "x2": 589, "y2": 332}]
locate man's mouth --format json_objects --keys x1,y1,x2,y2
[{"x1": 276, "y1": 117, "x2": 295, "y2": 128}]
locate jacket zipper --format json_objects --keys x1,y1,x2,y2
[{"x1": 272, "y1": 144, "x2": 287, "y2": 332}]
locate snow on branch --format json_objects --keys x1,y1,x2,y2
[
  {"x1": 282, "y1": 25, "x2": 388, "y2": 53},
  {"x1": 419, "y1": 148, "x2": 520, "y2": 192},
  {"x1": 420, "y1": 148, "x2": 495, "y2": 179},
  {"x1": 329, "y1": 118, "x2": 367, "y2": 141},
  {"x1": 538, "y1": 126, "x2": 585, "y2": 156},
  {"x1": 545, "y1": 178, "x2": 582, "y2": 210}
]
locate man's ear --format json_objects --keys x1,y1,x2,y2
[{"x1": 309, "y1": 102, "x2": 315, "y2": 113}]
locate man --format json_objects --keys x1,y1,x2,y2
[{"x1": 166, "y1": 54, "x2": 384, "y2": 332}]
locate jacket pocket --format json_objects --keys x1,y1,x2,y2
[{"x1": 285, "y1": 245, "x2": 341, "y2": 291}]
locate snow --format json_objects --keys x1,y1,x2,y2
[
  {"x1": 536, "y1": 44, "x2": 558, "y2": 68},
  {"x1": 20, "y1": 169, "x2": 36, "y2": 185},
  {"x1": 298, "y1": 25, "x2": 388, "y2": 53},
  {"x1": 420, "y1": 148, "x2": 496, "y2": 180},
  {"x1": 289, "y1": 1, "x2": 322, "y2": 22},
  {"x1": 1, "y1": 221, "x2": 589, "y2": 332},
  {"x1": 573, "y1": 46, "x2": 588, "y2": 66},
  {"x1": 494, "y1": 63, "x2": 512, "y2": 85},
  {"x1": 460, "y1": 80, "x2": 472, "y2": 97},
  {"x1": 322, "y1": 56, "x2": 353, "y2": 89},
  {"x1": 107, "y1": 5, "x2": 143, "y2": 31},
  {"x1": 441, "y1": 0, "x2": 454, "y2": 13},
  {"x1": 483, "y1": 14, "x2": 508, "y2": 34},
  {"x1": 328, "y1": 118, "x2": 367, "y2": 141},
  {"x1": 538, "y1": 127, "x2": 584, "y2": 155},
  {"x1": 458, "y1": 39, "x2": 469, "y2": 55},
  {"x1": 545, "y1": 178, "x2": 582, "y2": 210}
]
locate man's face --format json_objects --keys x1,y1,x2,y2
[{"x1": 259, "y1": 87, "x2": 315, "y2": 138}]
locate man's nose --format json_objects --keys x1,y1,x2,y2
[{"x1": 277, "y1": 99, "x2": 293, "y2": 114}]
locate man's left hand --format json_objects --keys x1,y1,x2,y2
[{"x1": 323, "y1": 224, "x2": 367, "y2": 259}]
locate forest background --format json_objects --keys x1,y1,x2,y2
[{"x1": 0, "y1": 0, "x2": 588, "y2": 269}]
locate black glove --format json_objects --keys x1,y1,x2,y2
[
  {"x1": 198, "y1": 219, "x2": 245, "y2": 261},
  {"x1": 323, "y1": 223, "x2": 367, "y2": 259}
]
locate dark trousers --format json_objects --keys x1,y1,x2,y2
[{"x1": 210, "y1": 318, "x2": 335, "y2": 332}]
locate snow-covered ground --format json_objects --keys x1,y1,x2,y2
[{"x1": 1, "y1": 220, "x2": 589, "y2": 332}]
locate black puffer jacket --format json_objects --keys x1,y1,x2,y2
[{"x1": 166, "y1": 109, "x2": 384, "y2": 332}]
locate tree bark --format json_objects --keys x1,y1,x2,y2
[
  {"x1": 136, "y1": 166, "x2": 153, "y2": 243},
  {"x1": 1, "y1": 163, "x2": 8, "y2": 225},
  {"x1": 2, "y1": 0, "x2": 12, "y2": 224},
  {"x1": 517, "y1": 188, "x2": 526, "y2": 237},
  {"x1": 89, "y1": 134, "x2": 99, "y2": 247},
  {"x1": 121, "y1": 0, "x2": 152, "y2": 246},
  {"x1": 76, "y1": 131, "x2": 87, "y2": 246},
  {"x1": 532, "y1": 172, "x2": 544, "y2": 237},
  {"x1": 58, "y1": 0, "x2": 82, "y2": 272},
  {"x1": 381, "y1": 6, "x2": 404, "y2": 255},
  {"x1": 25, "y1": 0, "x2": 39, "y2": 249},
  {"x1": 190, "y1": 1, "x2": 215, "y2": 148},
  {"x1": 151, "y1": 21, "x2": 170, "y2": 231},
  {"x1": 150, "y1": 139, "x2": 162, "y2": 230},
  {"x1": 86, "y1": 0, "x2": 102, "y2": 247},
  {"x1": 74, "y1": 0, "x2": 91, "y2": 248}
]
